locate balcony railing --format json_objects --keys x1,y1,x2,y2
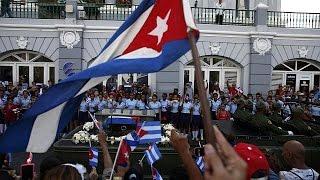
[
  {"x1": 268, "y1": 11, "x2": 320, "y2": 29},
  {"x1": 191, "y1": 7, "x2": 254, "y2": 26},
  {"x1": 78, "y1": 3, "x2": 139, "y2": 21},
  {"x1": 78, "y1": 4, "x2": 255, "y2": 26},
  {"x1": 0, "y1": 2, "x2": 65, "y2": 19},
  {"x1": 1, "y1": 2, "x2": 320, "y2": 29}
]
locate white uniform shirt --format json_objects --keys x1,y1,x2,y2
[
  {"x1": 193, "y1": 102, "x2": 201, "y2": 116},
  {"x1": 170, "y1": 100, "x2": 180, "y2": 113},
  {"x1": 136, "y1": 100, "x2": 146, "y2": 110},
  {"x1": 182, "y1": 102, "x2": 192, "y2": 114},
  {"x1": 280, "y1": 168, "x2": 319, "y2": 180},
  {"x1": 88, "y1": 99, "x2": 97, "y2": 112},
  {"x1": 148, "y1": 101, "x2": 161, "y2": 114},
  {"x1": 160, "y1": 99, "x2": 169, "y2": 112},
  {"x1": 125, "y1": 99, "x2": 137, "y2": 110},
  {"x1": 211, "y1": 99, "x2": 221, "y2": 112},
  {"x1": 216, "y1": 2, "x2": 225, "y2": 15},
  {"x1": 116, "y1": 101, "x2": 125, "y2": 109},
  {"x1": 98, "y1": 100, "x2": 108, "y2": 111}
]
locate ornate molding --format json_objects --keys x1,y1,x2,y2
[
  {"x1": 298, "y1": 46, "x2": 308, "y2": 58},
  {"x1": 60, "y1": 31, "x2": 80, "y2": 49},
  {"x1": 253, "y1": 38, "x2": 271, "y2": 56},
  {"x1": 16, "y1": 36, "x2": 28, "y2": 49},
  {"x1": 209, "y1": 43, "x2": 221, "y2": 55}
]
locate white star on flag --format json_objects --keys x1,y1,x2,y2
[
  {"x1": 148, "y1": 9, "x2": 171, "y2": 45},
  {"x1": 124, "y1": 152, "x2": 129, "y2": 159}
]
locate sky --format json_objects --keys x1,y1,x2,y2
[{"x1": 281, "y1": 0, "x2": 320, "y2": 13}]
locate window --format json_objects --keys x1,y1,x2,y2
[
  {"x1": 0, "y1": 66, "x2": 13, "y2": 82},
  {"x1": 0, "y1": 51, "x2": 56, "y2": 85},
  {"x1": 274, "y1": 60, "x2": 320, "y2": 72}
]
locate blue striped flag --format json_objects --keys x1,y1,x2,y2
[
  {"x1": 151, "y1": 166, "x2": 163, "y2": 180},
  {"x1": 195, "y1": 156, "x2": 204, "y2": 172},
  {"x1": 0, "y1": 0, "x2": 198, "y2": 153},
  {"x1": 145, "y1": 144, "x2": 162, "y2": 165},
  {"x1": 89, "y1": 147, "x2": 98, "y2": 167},
  {"x1": 138, "y1": 121, "x2": 161, "y2": 144},
  {"x1": 124, "y1": 131, "x2": 140, "y2": 151}
]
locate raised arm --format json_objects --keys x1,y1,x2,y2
[
  {"x1": 170, "y1": 130, "x2": 203, "y2": 180},
  {"x1": 98, "y1": 130, "x2": 113, "y2": 177}
]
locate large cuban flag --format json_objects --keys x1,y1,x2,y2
[{"x1": 0, "y1": 0, "x2": 198, "y2": 153}]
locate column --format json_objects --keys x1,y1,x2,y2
[{"x1": 248, "y1": 3, "x2": 271, "y2": 96}]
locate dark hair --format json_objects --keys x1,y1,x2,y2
[
  {"x1": 152, "y1": 94, "x2": 158, "y2": 99},
  {"x1": 123, "y1": 164, "x2": 144, "y2": 180},
  {"x1": 40, "y1": 156, "x2": 62, "y2": 180},
  {"x1": 43, "y1": 164, "x2": 81, "y2": 180}
]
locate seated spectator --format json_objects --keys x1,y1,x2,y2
[
  {"x1": 216, "y1": 104, "x2": 231, "y2": 121},
  {"x1": 20, "y1": 90, "x2": 31, "y2": 109},
  {"x1": 3, "y1": 98, "x2": 20, "y2": 125},
  {"x1": 280, "y1": 140, "x2": 319, "y2": 180}
]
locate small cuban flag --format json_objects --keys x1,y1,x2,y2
[
  {"x1": 195, "y1": 156, "x2": 205, "y2": 173},
  {"x1": 89, "y1": 147, "x2": 98, "y2": 167},
  {"x1": 138, "y1": 121, "x2": 161, "y2": 144},
  {"x1": 145, "y1": 144, "x2": 162, "y2": 165},
  {"x1": 151, "y1": 166, "x2": 163, "y2": 180},
  {"x1": 124, "y1": 131, "x2": 140, "y2": 151}
]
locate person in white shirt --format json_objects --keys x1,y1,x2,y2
[
  {"x1": 98, "y1": 94, "x2": 108, "y2": 111},
  {"x1": 169, "y1": 94, "x2": 180, "y2": 128},
  {"x1": 136, "y1": 94, "x2": 147, "y2": 110},
  {"x1": 180, "y1": 96, "x2": 193, "y2": 134},
  {"x1": 88, "y1": 94, "x2": 98, "y2": 113},
  {"x1": 148, "y1": 94, "x2": 161, "y2": 120},
  {"x1": 210, "y1": 93, "x2": 221, "y2": 120},
  {"x1": 125, "y1": 93, "x2": 137, "y2": 110},
  {"x1": 191, "y1": 95, "x2": 203, "y2": 140},
  {"x1": 79, "y1": 96, "x2": 89, "y2": 124},
  {"x1": 160, "y1": 93, "x2": 169, "y2": 123},
  {"x1": 115, "y1": 96, "x2": 125, "y2": 109},
  {"x1": 215, "y1": 0, "x2": 225, "y2": 25},
  {"x1": 280, "y1": 140, "x2": 319, "y2": 180},
  {"x1": 107, "y1": 93, "x2": 117, "y2": 109}
]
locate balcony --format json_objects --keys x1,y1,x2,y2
[{"x1": 0, "y1": 2, "x2": 320, "y2": 29}]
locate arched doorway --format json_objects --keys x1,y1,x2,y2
[
  {"x1": 272, "y1": 59, "x2": 320, "y2": 93},
  {"x1": 0, "y1": 51, "x2": 56, "y2": 86},
  {"x1": 183, "y1": 56, "x2": 241, "y2": 94}
]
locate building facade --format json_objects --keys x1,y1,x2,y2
[{"x1": 0, "y1": 0, "x2": 319, "y2": 96}]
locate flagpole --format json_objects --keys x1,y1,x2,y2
[
  {"x1": 187, "y1": 31, "x2": 216, "y2": 147},
  {"x1": 109, "y1": 139, "x2": 123, "y2": 180}
]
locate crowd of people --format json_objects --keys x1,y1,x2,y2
[
  {"x1": 1, "y1": 80, "x2": 320, "y2": 137},
  {"x1": 1, "y1": 127, "x2": 319, "y2": 180},
  {"x1": 0, "y1": 80, "x2": 320, "y2": 179}
]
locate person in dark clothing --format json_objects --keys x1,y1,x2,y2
[{"x1": 0, "y1": 0, "x2": 13, "y2": 18}]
